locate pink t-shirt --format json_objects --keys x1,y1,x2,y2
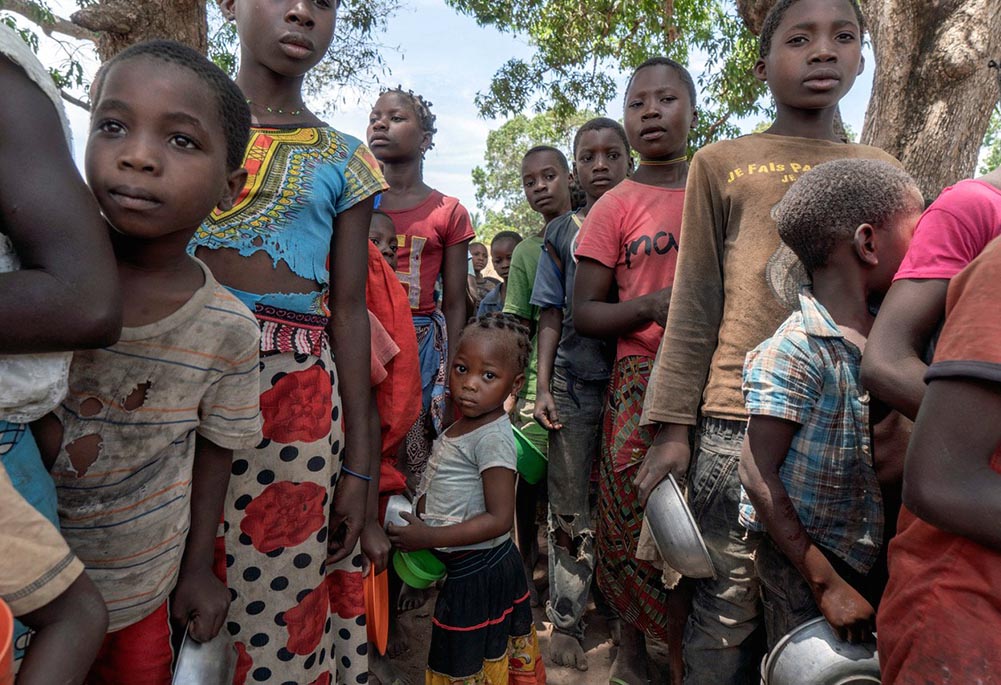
[
  {"x1": 575, "y1": 179, "x2": 685, "y2": 359},
  {"x1": 894, "y1": 179, "x2": 1001, "y2": 281},
  {"x1": 387, "y1": 190, "x2": 475, "y2": 316}
]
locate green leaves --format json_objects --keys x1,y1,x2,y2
[{"x1": 446, "y1": 0, "x2": 766, "y2": 148}]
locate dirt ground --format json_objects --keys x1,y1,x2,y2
[{"x1": 371, "y1": 542, "x2": 673, "y2": 685}]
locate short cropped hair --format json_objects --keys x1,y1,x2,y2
[
  {"x1": 92, "y1": 40, "x2": 250, "y2": 171},
  {"x1": 491, "y1": 230, "x2": 523, "y2": 247},
  {"x1": 573, "y1": 117, "x2": 631, "y2": 158},
  {"x1": 759, "y1": 0, "x2": 866, "y2": 58},
  {"x1": 773, "y1": 159, "x2": 920, "y2": 273},
  {"x1": 523, "y1": 145, "x2": 570, "y2": 173},
  {"x1": 624, "y1": 57, "x2": 697, "y2": 110}
]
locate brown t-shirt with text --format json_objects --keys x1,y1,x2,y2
[{"x1": 642, "y1": 133, "x2": 899, "y2": 425}]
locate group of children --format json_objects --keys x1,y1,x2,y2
[{"x1": 1, "y1": 0, "x2": 1000, "y2": 684}]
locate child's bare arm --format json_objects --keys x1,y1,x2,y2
[
  {"x1": 861, "y1": 278, "x2": 949, "y2": 421},
  {"x1": 328, "y1": 197, "x2": 374, "y2": 563},
  {"x1": 17, "y1": 574, "x2": 108, "y2": 685},
  {"x1": 573, "y1": 259, "x2": 670, "y2": 338},
  {"x1": 902, "y1": 377, "x2": 1001, "y2": 550},
  {"x1": 534, "y1": 306, "x2": 563, "y2": 430},
  {"x1": 739, "y1": 415, "x2": 874, "y2": 643},
  {"x1": 443, "y1": 240, "x2": 472, "y2": 365},
  {"x1": 360, "y1": 394, "x2": 390, "y2": 574},
  {"x1": 387, "y1": 467, "x2": 515, "y2": 551},
  {"x1": 171, "y1": 435, "x2": 231, "y2": 642},
  {"x1": 0, "y1": 58, "x2": 121, "y2": 353}
]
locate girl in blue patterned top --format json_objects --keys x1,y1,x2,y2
[{"x1": 188, "y1": 1, "x2": 387, "y2": 683}]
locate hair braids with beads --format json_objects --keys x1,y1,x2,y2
[{"x1": 461, "y1": 313, "x2": 532, "y2": 374}]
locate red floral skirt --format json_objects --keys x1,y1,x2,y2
[{"x1": 223, "y1": 332, "x2": 367, "y2": 685}]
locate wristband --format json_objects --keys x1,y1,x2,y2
[{"x1": 340, "y1": 465, "x2": 372, "y2": 482}]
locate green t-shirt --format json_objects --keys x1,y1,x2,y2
[{"x1": 503, "y1": 235, "x2": 543, "y2": 401}]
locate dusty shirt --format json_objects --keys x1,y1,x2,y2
[
  {"x1": 51, "y1": 260, "x2": 263, "y2": 631},
  {"x1": 416, "y1": 414, "x2": 516, "y2": 552},
  {"x1": 642, "y1": 134, "x2": 899, "y2": 425}
]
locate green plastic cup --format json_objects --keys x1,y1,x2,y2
[
  {"x1": 513, "y1": 425, "x2": 547, "y2": 484},
  {"x1": 392, "y1": 549, "x2": 446, "y2": 589}
]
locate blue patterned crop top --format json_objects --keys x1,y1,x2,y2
[{"x1": 189, "y1": 126, "x2": 387, "y2": 316}]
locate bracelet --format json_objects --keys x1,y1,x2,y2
[{"x1": 340, "y1": 465, "x2": 372, "y2": 482}]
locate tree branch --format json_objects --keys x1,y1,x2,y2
[
  {"x1": 0, "y1": 0, "x2": 97, "y2": 42},
  {"x1": 59, "y1": 88, "x2": 89, "y2": 112}
]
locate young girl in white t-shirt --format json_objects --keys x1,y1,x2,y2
[{"x1": 387, "y1": 313, "x2": 545, "y2": 684}]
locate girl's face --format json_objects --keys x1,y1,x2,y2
[
  {"x1": 624, "y1": 64, "x2": 695, "y2": 161},
  {"x1": 521, "y1": 150, "x2": 572, "y2": 221},
  {"x1": 85, "y1": 58, "x2": 243, "y2": 240},
  {"x1": 754, "y1": 0, "x2": 863, "y2": 113},
  {"x1": 574, "y1": 128, "x2": 631, "y2": 201},
  {"x1": 367, "y1": 92, "x2": 430, "y2": 163},
  {"x1": 223, "y1": 0, "x2": 336, "y2": 77},
  {"x1": 490, "y1": 238, "x2": 518, "y2": 281},
  {"x1": 449, "y1": 332, "x2": 523, "y2": 419}
]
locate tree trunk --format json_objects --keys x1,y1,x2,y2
[
  {"x1": 71, "y1": 0, "x2": 207, "y2": 60},
  {"x1": 859, "y1": 0, "x2": 1001, "y2": 200}
]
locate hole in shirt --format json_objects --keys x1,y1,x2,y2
[
  {"x1": 79, "y1": 397, "x2": 103, "y2": 417},
  {"x1": 66, "y1": 433, "x2": 103, "y2": 477},
  {"x1": 123, "y1": 381, "x2": 151, "y2": 411}
]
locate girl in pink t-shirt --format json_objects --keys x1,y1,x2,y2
[
  {"x1": 367, "y1": 88, "x2": 475, "y2": 486},
  {"x1": 573, "y1": 57, "x2": 695, "y2": 685}
]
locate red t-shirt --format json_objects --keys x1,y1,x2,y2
[
  {"x1": 575, "y1": 179, "x2": 685, "y2": 359},
  {"x1": 877, "y1": 236, "x2": 1001, "y2": 684},
  {"x1": 894, "y1": 179, "x2": 1001, "y2": 281},
  {"x1": 386, "y1": 190, "x2": 475, "y2": 316}
]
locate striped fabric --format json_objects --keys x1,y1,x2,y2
[
  {"x1": 50, "y1": 260, "x2": 262, "y2": 631},
  {"x1": 740, "y1": 289, "x2": 882, "y2": 574}
]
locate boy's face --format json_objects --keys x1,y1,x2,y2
[
  {"x1": 491, "y1": 238, "x2": 517, "y2": 281},
  {"x1": 869, "y1": 188, "x2": 923, "y2": 294},
  {"x1": 222, "y1": 0, "x2": 336, "y2": 78},
  {"x1": 85, "y1": 58, "x2": 244, "y2": 241},
  {"x1": 369, "y1": 215, "x2": 398, "y2": 269},
  {"x1": 754, "y1": 0, "x2": 864, "y2": 113},
  {"x1": 367, "y1": 92, "x2": 430, "y2": 163},
  {"x1": 623, "y1": 64, "x2": 695, "y2": 161},
  {"x1": 469, "y1": 244, "x2": 489, "y2": 272},
  {"x1": 521, "y1": 151, "x2": 571, "y2": 221},
  {"x1": 575, "y1": 128, "x2": 631, "y2": 201}
]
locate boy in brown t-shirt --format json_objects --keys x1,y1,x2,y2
[{"x1": 635, "y1": 1, "x2": 899, "y2": 682}]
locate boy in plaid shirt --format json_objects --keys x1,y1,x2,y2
[{"x1": 737, "y1": 160, "x2": 923, "y2": 647}]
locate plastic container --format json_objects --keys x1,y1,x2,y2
[
  {"x1": 0, "y1": 599, "x2": 12, "y2": 685},
  {"x1": 365, "y1": 570, "x2": 389, "y2": 654},
  {"x1": 392, "y1": 549, "x2": 446, "y2": 589},
  {"x1": 513, "y1": 425, "x2": 547, "y2": 484}
]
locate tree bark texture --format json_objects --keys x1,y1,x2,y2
[
  {"x1": 859, "y1": 0, "x2": 1001, "y2": 199},
  {"x1": 71, "y1": 0, "x2": 207, "y2": 61}
]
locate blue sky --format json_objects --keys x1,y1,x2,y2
[{"x1": 34, "y1": 0, "x2": 875, "y2": 215}]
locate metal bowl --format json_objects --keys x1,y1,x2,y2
[
  {"x1": 761, "y1": 616, "x2": 880, "y2": 685},
  {"x1": 643, "y1": 473, "x2": 715, "y2": 578},
  {"x1": 172, "y1": 627, "x2": 237, "y2": 685},
  {"x1": 383, "y1": 494, "x2": 412, "y2": 529}
]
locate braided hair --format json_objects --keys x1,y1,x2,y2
[
  {"x1": 461, "y1": 313, "x2": 532, "y2": 374},
  {"x1": 380, "y1": 86, "x2": 438, "y2": 152},
  {"x1": 92, "y1": 40, "x2": 250, "y2": 171},
  {"x1": 758, "y1": 0, "x2": 866, "y2": 58}
]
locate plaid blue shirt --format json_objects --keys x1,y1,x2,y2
[{"x1": 739, "y1": 290, "x2": 882, "y2": 574}]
